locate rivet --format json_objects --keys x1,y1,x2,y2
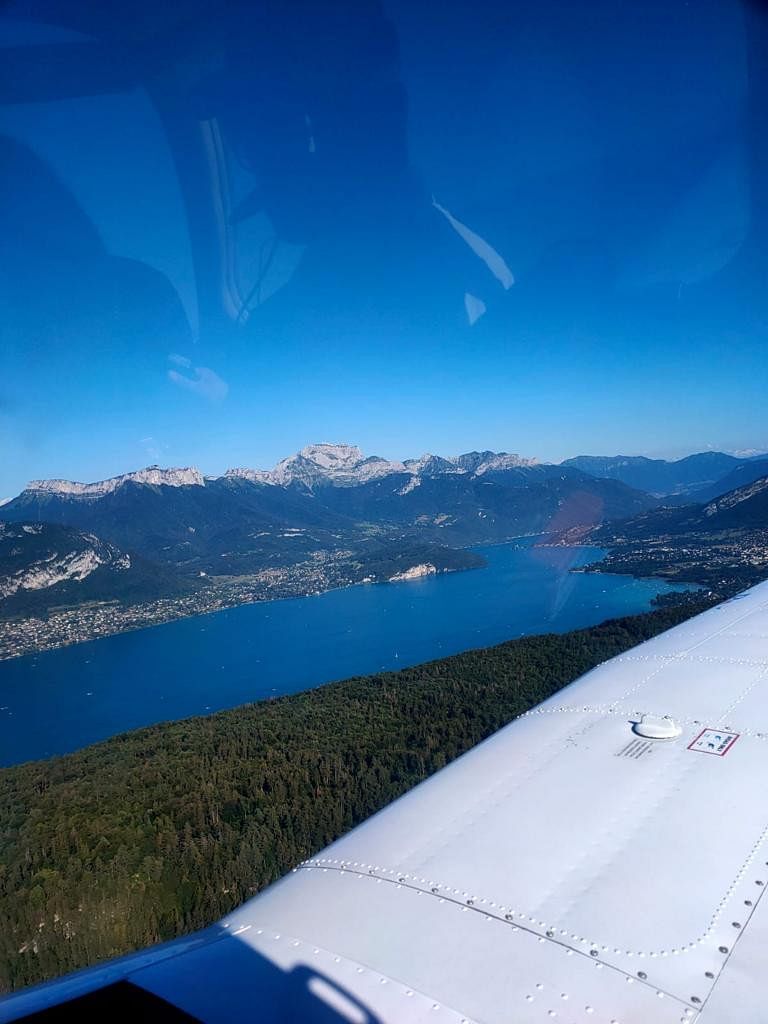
[
  {"x1": 657, "y1": 992, "x2": 664, "y2": 999},
  {"x1": 505, "y1": 913, "x2": 514, "y2": 921},
  {"x1": 705, "y1": 971, "x2": 714, "y2": 979},
  {"x1": 536, "y1": 984, "x2": 544, "y2": 991},
  {"x1": 745, "y1": 900, "x2": 753, "y2": 906},
  {"x1": 560, "y1": 993, "x2": 568, "y2": 1000},
  {"x1": 691, "y1": 996, "x2": 701, "y2": 1004},
  {"x1": 466, "y1": 899, "x2": 474, "y2": 906},
  {"x1": 590, "y1": 949, "x2": 599, "y2": 957},
  {"x1": 637, "y1": 971, "x2": 647, "y2": 980},
  {"x1": 719, "y1": 946, "x2": 729, "y2": 954},
  {"x1": 525, "y1": 995, "x2": 533, "y2": 1002},
  {"x1": 432, "y1": 887, "x2": 439, "y2": 894},
  {"x1": 546, "y1": 930, "x2": 554, "y2": 938},
  {"x1": 756, "y1": 880, "x2": 764, "y2": 886},
  {"x1": 733, "y1": 921, "x2": 741, "y2": 928},
  {"x1": 585, "y1": 1007, "x2": 594, "y2": 1015}
]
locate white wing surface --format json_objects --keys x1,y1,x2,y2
[{"x1": 4, "y1": 582, "x2": 768, "y2": 1023}]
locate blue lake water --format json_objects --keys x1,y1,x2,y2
[{"x1": 0, "y1": 542, "x2": 694, "y2": 767}]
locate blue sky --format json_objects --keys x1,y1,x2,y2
[{"x1": 1, "y1": 0, "x2": 767, "y2": 496}]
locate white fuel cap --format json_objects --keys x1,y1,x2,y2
[{"x1": 633, "y1": 714, "x2": 682, "y2": 740}]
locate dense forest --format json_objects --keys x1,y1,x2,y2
[{"x1": 0, "y1": 597, "x2": 716, "y2": 994}]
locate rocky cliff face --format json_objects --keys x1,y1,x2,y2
[{"x1": 28, "y1": 467, "x2": 205, "y2": 498}]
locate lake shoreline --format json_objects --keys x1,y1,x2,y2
[
  {"x1": 0, "y1": 558, "x2": 485, "y2": 664},
  {"x1": 0, "y1": 540, "x2": 696, "y2": 767},
  {"x1": 0, "y1": 532, "x2": 562, "y2": 663}
]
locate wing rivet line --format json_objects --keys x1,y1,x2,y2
[{"x1": 301, "y1": 855, "x2": 768, "y2": 971}]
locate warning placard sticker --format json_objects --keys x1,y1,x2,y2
[{"x1": 688, "y1": 728, "x2": 739, "y2": 756}]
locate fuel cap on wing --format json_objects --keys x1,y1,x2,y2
[{"x1": 632, "y1": 714, "x2": 682, "y2": 740}]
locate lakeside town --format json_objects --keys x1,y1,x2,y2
[
  {"x1": 0, "y1": 551, "x2": 469, "y2": 661},
  {"x1": 0, "y1": 552, "x2": 374, "y2": 661}
]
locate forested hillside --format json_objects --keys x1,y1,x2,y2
[{"x1": 0, "y1": 598, "x2": 715, "y2": 994}]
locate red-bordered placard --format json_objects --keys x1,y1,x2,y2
[{"x1": 687, "y1": 727, "x2": 740, "y2": 756}]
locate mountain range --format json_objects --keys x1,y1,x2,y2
[
  {"x1": 580, "y1": 473, "x2": 768, "y2": 596},
  {"x1": 1, "y1": 443, "x2": 766, "y2": 627},
  {"x1": 561, "y1": 451, "x2": 768, "y2": 499},
  {"x1": 592, "y1": 474, "x2": 768, "y2": 542},
  {"x1": 1, "y1": 444, "x2": 653, "y2": 562},
  {"x1": 561, "y1": 452, "x2": 765, "y2": 499},
  {"x1": 0, "y1": 444, "x2": 654, "y2": 621}
]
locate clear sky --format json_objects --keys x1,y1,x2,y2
[{"x1": 1, "y1": 0, "x2": 767, "y2": 496}]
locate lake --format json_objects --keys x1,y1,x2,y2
[{"x1": 0, "y1": 541, "x2": 695, "y2": 766}]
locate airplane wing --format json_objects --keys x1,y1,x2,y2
[{"x1": 3, "y1": 582, "x2": 768, "y2": 1023}]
